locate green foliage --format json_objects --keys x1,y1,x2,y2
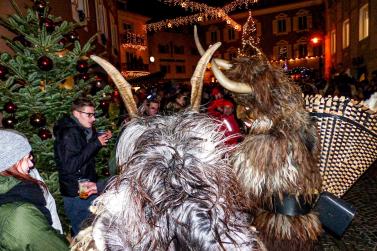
[{"x1": 0, "y1": 0, "x2": 117, "y2": 234}]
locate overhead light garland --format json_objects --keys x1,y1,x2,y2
[
  {"x1": 147, "y1": 0, "x2": 257, "y2": 32},
  {"x1": 147, "y1": 12, "x2": 241, "y2": 32},
  {"x1": 158, "y1": 0, "x2": 256, "y2": 13}
]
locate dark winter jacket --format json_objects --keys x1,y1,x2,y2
[
  {"x1": 53, "y1": 116, "x2": 102, "y2": 197},
  {"x1": 0, "y1": 175, "x2": 69, "y2": 250}
]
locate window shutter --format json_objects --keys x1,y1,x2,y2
[
  {"x1": 308, "y1": 15, "x2": 313, "y2": 29},
  {"x1": 206, "y1": 31, "x2": 211, "y2": 46},
  {"x1": 286, "y1": 18, "x2": 291, "y2": 32},
  {"x1": 257, "y1": 22, "x2": 262, "y2": 36},
  {"x1": 273, "y1": 46, "x2": 279, "y2": 60},
  {"x1": 293, "y1": 16, "x2": 298, "y2": 31},
  {"x1": 287, "y1": 44, "x2": 292, "y2": 59},
  {"x1": 293, "y1": 44, "x2": 298, "y2": 58},
  {"x1": 272, "y1": 20, "x2": 278, "y2": 34},
  {"x1": 235, "y1": 30, "x2": 240, "y2": 40},
  {"x1": 308, "y1": 44, "x2": 313, "y2": 57}
]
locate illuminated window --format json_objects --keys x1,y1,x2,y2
[
  {"x1": 331, "y1": 30, "x2": 336, "y2": 55},
  {"x1": 359, "y1": 4, "x2": 369, "y2": 41},
  {"x1": 342, "y1": 19, "x2": 350, "y2": 48}
]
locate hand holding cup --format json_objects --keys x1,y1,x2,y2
[
  {"x1": 78, "y1": 179, "x2": 98, "y2": 199},
  {"x1": 97, "y1": 130, "x2": 112, "y2": 146}
]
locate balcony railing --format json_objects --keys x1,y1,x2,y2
[
  {"x1": 121, "y1": 32, "x2": 147, "y2": 50},
  {"x1": 122, "y1": 63, "x2": 149, "y2": 72}
]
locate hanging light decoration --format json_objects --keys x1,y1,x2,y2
[{"x1": 147, "y1": 0, "x2": 258, "y2": 32}]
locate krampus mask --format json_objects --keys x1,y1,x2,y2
[{"x1": 194, "y1": 19, "x2": 322, "y2": 250}]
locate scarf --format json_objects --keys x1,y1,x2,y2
[{"x1": 0, "y1": 181, "x2": 52, "y2": 225}]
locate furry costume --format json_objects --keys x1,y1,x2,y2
[
  {"x1": 194, "y1": 24, "x2": 322, "y2": 250},
  {"x1": 72, "y1": 45, "x2": 265, "y2": 250}
]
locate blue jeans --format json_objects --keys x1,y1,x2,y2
[{"x1": 63, "y1": 195, "x2": 97, "y2": 236}]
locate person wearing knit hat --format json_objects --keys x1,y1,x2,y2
[
  {"x1": 0, "y1": 129, "x2": 69, "y2": 250},
  {"x1": 0, "y1": 129, "x2": 32, "y2": 173}
]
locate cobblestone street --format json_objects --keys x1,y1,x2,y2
[{"x1": 318, "y1": 164, "x2": 377, "y2": 251}]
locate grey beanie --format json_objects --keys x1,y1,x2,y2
[{"x1": 0, "y1": 129, "x2": 32, "y2": 172}]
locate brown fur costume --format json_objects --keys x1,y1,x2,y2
[
  {"x1": 228, "y1": 57, "x2": 322, "y2": 250},
  {"x1": 195, "y1": 25, "x2": 323, "y2": 249}
]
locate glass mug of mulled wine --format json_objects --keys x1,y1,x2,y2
[
  {"x1": 97, "y1": 129, "x2": 107, "y2": 136},
  {"x1": 78, "y1": 178, "x2": 90, "y2": 199}
]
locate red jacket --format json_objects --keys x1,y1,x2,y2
[{"x1": 220, "y1": 114, "x2": 241, "y2": 145}]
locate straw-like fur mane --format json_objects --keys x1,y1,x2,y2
[{"x1": 72, "y1": 111, "x2": 264, "y2": 251}]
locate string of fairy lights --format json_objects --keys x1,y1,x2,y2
[{"x1": 146, "y1": 0, "x2": 258, "y2": 32}]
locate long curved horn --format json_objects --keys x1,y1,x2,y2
[
  {"x1": 211, "y1": 59, "x2": 252, "y2": 94},
  {"x1": 213, "y1": 58, "x2": 232, "y2": 70},
  {"x1": 194, "y1": 25, "x2": 205, "y2": 56},
  {"x1": 194, "y1": 25, "x2": 232, "y2": 70},
  {"x1": 90, "y1": 55, "x2": 138, "y2": 118},
  {"x1": 191, "y1": 42, "x2": 222, "y2": 111}
]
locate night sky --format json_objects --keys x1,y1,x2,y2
[
  {"x1": 123, "y1": 0, "x2": 294, "y2": 22},
  {"x1": 125, "y1": 0, "x2": 242, "y2": 22}
]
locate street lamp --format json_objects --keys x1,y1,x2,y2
[
  {"x1": 310, "y1": 36, "x2": 320, "y2": 45},
  {"x1": 310, "y1": 35, "x2": 323, "y2": 78}
]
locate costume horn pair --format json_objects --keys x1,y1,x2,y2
[{"x1": 90, "y1": 41, "x2": 221, "y2": 114}]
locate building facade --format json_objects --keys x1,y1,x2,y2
[
  {"x1": 147, "y1": 28, "x2": 201, "y2": 84},
  {"x1": 197, "y1": 0, "x2": 325, "y2": 80},
  {"x1": 325, "y1": 0, "x2": 377, "y2": 80},
  {"x1": 117, "y1": 3, "x2": 150, "y2": 80}
]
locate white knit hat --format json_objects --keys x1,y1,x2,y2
[{"x1": 0, "y1": 129, "x2": 32, "y2": 172}]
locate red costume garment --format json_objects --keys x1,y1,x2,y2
[{"x1": 220, "y1": 113, "x2": 241, "y2": 145}]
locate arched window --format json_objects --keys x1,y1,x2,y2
[
  {"x1": 273, "y1": 40, "x2": 291, "y2": 60},
  {"x1": 272, "y1": 13, "x2": 291, "y2": 35},
  {"x1": 293, "y1": 9, "x2": 312, "y2": 32},
  {"x1": 206, "y1": 26, "x2": 220, "y2": 45}
]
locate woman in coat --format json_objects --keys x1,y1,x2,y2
[{"x1": 0, "y1": 129, "x2": 69, "y2": 250}]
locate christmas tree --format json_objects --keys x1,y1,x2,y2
[{"x1": 0, "y1": 0, "x2": 115, "y2": 232}]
